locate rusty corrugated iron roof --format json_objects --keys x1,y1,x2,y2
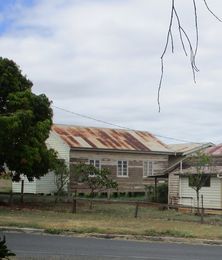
[{"x1": 52, "y1": 124, "x2": 172, "y2": 153}]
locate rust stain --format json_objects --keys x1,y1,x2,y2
[
  {"x1": 62, "y1": 135, "x2": 78, "y2": 147},
  {"x1": 52, "y1": 124, "x2": 171, "y2": 153},
  {"x1": 111, "y1": 129, "x2": 133, "y2": 149},
  {"x1": 98, "y1": 131, "x2": 122, "y2": 149},
  {"x1": 137, "y1": 131, "x2": 169, "y2": 149},
  {"x1": 81, "y1": 137, "x2": 97, "y2": 148},
  {"x1": 122, "y1": 132, "x2": 150, "y2": 151}
]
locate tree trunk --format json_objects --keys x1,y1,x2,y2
[
  {"x1": 20, "y1": 180, "x2": 24, "y2": 205},
  {"x1": 89, "y1": 191, "x2": 94, "y2": 210},
  {"x1": 8, "y1": 190, "x2": 13, "y2": 205},
  {"x1": 55, "y1": 187, "x2": 62, "y2": 204},
  {"x1": 134, "y1": 202, "x2": 139, "y2": 218},
  {"x1": 55, "y1": 192, "x2": 59, "y2": 204},
  {"x1": 72, "y1": 189, "x2": 77, "y2": 213},
  {"x1": 196, "y1": 190, "x2": 200, "y2": 215}
]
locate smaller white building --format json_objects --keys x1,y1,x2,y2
[
  {"x1": 12, "y1": 172, "x2": 57, "y2": 194},
  {"x1": 179, "y1": 174, "x2": 222, "y2": 209},
  {"x1": 168, "y1": 144, "x2": 222, "y2": 210}
]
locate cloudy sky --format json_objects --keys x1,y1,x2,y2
[{"x1": 0, "y1": 0, "x2": 222, "y2": 144}]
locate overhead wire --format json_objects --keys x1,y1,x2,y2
[{"x1": 52, "y1": 105, "x2": 202, "y2": 144}]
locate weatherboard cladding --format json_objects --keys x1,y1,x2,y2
[{"x1": 52, "y1": 125, "x2": 171, "y2": 153}]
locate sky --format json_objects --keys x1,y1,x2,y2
[{"x1": 0, "y1": 0, "x2": 222, "y2": 144}]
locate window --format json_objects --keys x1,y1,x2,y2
[
  {"x1": 143, "y1": 161, "x2": 153, "y2": 177},
  {"x1": 89, "y1": 159, "x2": 100, "y2": 169},
  {"x1": 88, "y1": 159, "x2": 100, "y2": 176},
  {"x1": 117, "y1": 160, "x2": 128, "y2": 177},
  {"x1": 188, "y1": 175, "x2": 211, "y2": 187}
]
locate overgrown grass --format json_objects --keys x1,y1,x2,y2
[
  {"x1": 144, "y1": 229, "x2": 194, "y2": 238},
  {"x1": 0, "y1": 202, "x2": 222, "y2": 240}
]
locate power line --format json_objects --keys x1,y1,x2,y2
[
  {"x1": 52, "y1": 105, "x2": 201, "y2": 144},
  {"x1": 53, "y1": 105, "x2": 132, "y2": 131}
]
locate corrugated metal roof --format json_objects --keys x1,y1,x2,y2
[
  {"x1": 205, "y1": 144, "x2": 222, "y2": 156},
  {"x1": 52, "y1": 124, "x2": 172, "y2": 153},
  {"x1": 168, "y1": 143, "x2": 213, "y2": 155},
  {"x1": 174, "y1": 166, "x2": 222, "y2": 175}
]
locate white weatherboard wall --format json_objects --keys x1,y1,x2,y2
[
  {"x1": 36, "y1": 171, "x2": 57, "y2": 194},
  {"x1": 12, "y1": 177, "x2": 37, "y2": 194},
  {"x1": 46, "y1": 131, "x2": 70, "y2": 164},
  {"x1": 46, "y1": 131, "x2": 71, "y2": 192},
  {"x1": 12, "y1": 172, "x2": 57, "y2": 194},
  {"x1": 12, "y1": 131, "x2": 71, "y2": 194},
  {"x1": 179, "y1": 176, "x2": 222, "y2": 209}
]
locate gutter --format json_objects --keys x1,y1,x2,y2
[{"x1": 70, "y1": 147, "x2": 174, "y2": 155}]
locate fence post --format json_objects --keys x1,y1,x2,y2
[
  {"x1": 8, "y1": 190, "x2": 13, "y2": 205},
  {"x1": 134, "y1": 202, "x2": 139, "y2": 218},
  {"x1": 72, "y1": 190, "x2": 77, "y2": 214},
  {"x1": 154, "y1": 177, "x2": 157, "y2": 202},
  {"x1": 200, "y1": 195, "x2": 204, "y2": 224},
  {"x1": 20, "y1": 180, "x2": 24, "y2": 205}
]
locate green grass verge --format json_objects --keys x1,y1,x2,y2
[{"x1": 0, "y1": 203, "x2": 221, "y2": 240}]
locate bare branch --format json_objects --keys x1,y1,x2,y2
[
  {"x1": 157, "y1": 0, "x2": 174, "y2": 112},
  {"x1": 192, "y1": 0, "x2": 199, "y2": 58},
  {"x1": 203, "y1": 0, "x2": 222, "y2": 22},
  {"x1": 170, "y1": 30, "x2": 174, "y2": 53},
  {"x1": 158, "y1": 0, "x2": 221, "y2": 112}
]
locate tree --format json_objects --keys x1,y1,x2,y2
[
  {"x1": 54, "y1": 159, "x2": 70, "y2": 203},
  {"x1": 186, "y1": 151, "x2": 212, "y2": 214},
  {"x1": 75, "y1": 163, "x2": 118, "y2": 208},
  {"x1": 0, "y1": 57, "x2": 57, "y2": 181}
]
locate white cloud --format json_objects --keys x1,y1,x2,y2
[{"x1": 0, "y1": 0, "x2": 222, "y2": 143}]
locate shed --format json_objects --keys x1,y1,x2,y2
[{"x1": 168, "y1": 144, "x2": 222, "y2": 210}]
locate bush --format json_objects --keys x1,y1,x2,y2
[
  {"x1": 157, "y1": 183, "x2": 168, "y2": 203},
  {"x1": 145, "y1": 183, "x2": 168, "y2": 203},
  {"x1": 0, "y1": 235, "x2": 15, "y2": 259}
]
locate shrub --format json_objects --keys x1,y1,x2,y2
[
  {"x1": 145, "y1": 183, "x2": 168, "y2": 203},
  {"x1": 157, "y1": 183, "x2": 168, "y2": 203},
  {"x1": 0, "y1": 236, "x2": 15, "y2": 259}
]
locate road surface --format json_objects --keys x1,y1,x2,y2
[{"x1": 2, "y1": 232, "x2": 222, "y2": 259}]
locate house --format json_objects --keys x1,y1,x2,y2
[
  {"x1": 13, "y1": 124, "x2": 174, "y2": 194},
  {"x1": 167, "y1": 142, "x2": 213, "y2": 205},
  {"x1": 168, "y1": 144, "x2": 222, "y2": 210},
  {"x1": 51, "y1": 124, "x2": 175, "y2": 195}
]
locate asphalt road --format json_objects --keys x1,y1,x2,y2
[{"x1": 2, "y1": 232, "x2": 222, "y2": 260}]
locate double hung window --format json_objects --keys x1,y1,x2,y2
[
  {"x1": 117, "y1": 160, "x2": 128, "y2": 177},
  {"x1": 143, "y1": 161, "x2": 154, "y2": 177},
  {"x1": 89, "y1": 159, "x2": 100, "y2": 176}
]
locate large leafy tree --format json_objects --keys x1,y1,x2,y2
[{"x1": 0, "y1": 57, "x2": 57, "y2": 181}]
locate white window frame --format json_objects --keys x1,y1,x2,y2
[
  {"x1": 88, "y1": 159, "x2": 101, "y2": 176},
  {"x1": 117, "y1": 160, "x2": 128, "y2": 177},
  {"x1": 143, "y1": 161, "x2": 154, "y2": 177},
  {"x1": 89, "y1": 159, "x2": 101, "y2": 169}
]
